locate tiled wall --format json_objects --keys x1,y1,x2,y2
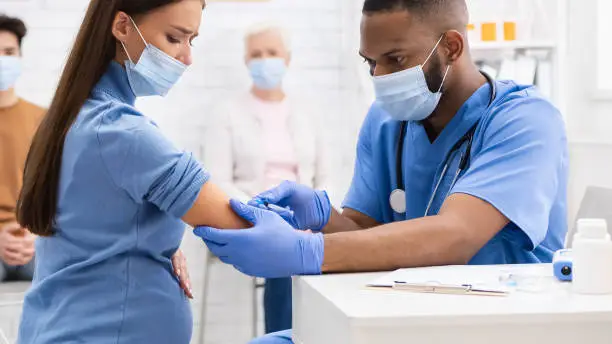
[{"x1": 3, "y1": 0, "x2": 369, "y2": 202}]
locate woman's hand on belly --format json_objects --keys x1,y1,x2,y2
[{"x1": 172, "y1": 249, "x2": 193, "y2": 299}]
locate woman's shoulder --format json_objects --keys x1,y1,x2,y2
[
  {"x1": 83, "y1": 96, "x2": 154, "y2": 135},
  {"x1": 76, "y1": 95, "x2": 163, "y2": 156},
  {"x1": 102, "y1": 105, "x2": 153, "y2": 133}
]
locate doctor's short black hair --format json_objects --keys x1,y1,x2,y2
[
  {"x1": 0, "y1": 14, "x2": 27, "y2": 47},
  {"x1": 362, "y1": 0, "x2": 464, "y2": 17}
]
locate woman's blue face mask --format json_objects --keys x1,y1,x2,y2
[
  {"x1": 248, "y1": 58, "x2": 287, "y2": 90},
  {"x1": 121, "y1": 17, "x2": 187, "y2": 97}
]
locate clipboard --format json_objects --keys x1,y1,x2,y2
[
  {"x1": 366, "y1": 267, "x2": 513, "y2": 297},
  {"x1": 391, "y1": 281, "x2": 509, "y2": 297}
]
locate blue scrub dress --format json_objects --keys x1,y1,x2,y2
[
  {"x1": 254, "y1": 80, "x2": 569, "y2": 343},
  {"x1": 17, "y1": 62, "x2": 207, "y2": 344}
]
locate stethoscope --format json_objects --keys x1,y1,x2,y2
[{"x1": 389, "y1": 71, "x2": 497, "y2": 215}]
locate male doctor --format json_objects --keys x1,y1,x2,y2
[{"x1": 195, "y1": 0, "x2": 568, "y2": 342}]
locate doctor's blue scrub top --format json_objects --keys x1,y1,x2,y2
[
  {"x1": 18, "y1": 62, "x2": 208, "y2": 344},
  {"x1": 344, "y1": 80, "x2": 568, "y2": 264}
]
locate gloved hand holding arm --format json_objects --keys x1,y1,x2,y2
[
  {"x1": 248, "y1": 181, "x2": 371, "y2": 234},
  {"x1": 194, "y1": 199, "x2": 324, "y2": 278},
  {"x1": 248, "y1": 181, "x2": 332, "y2": 232}
]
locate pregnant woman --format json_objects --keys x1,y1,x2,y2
[{"x1": 16, "y1": 1, "x2": 247, "y2": 343}]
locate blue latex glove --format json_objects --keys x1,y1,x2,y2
[
  {"x1": 194, "y1": 199, "x2": 324, "y2": 278},
  {"x1": 254, "y1": 203, "x2": 298, "y2": 229},
  {"x1": 248, "y1": 181, "x2": 331, "y2": 232}
]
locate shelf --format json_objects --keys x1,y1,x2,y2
[{"x1": 470, "y1": 41, "x2": 557, "y2": 51}]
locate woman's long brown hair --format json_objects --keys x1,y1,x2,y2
[{"x1": 17, "y1": 0, "x2": 204, "y2": 236}]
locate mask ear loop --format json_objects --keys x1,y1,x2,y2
[
  {"x1": 423, "y1": 35, "x2": 445, "y2": 67},
  {"x1": 120, "y1": 16, "x2": 148, "y2": 64},
  {"x1": 422, "y1": 34, "x2": 451, "y2": 93},
  {"x1": 128, "y1": 16, "x2": 147, "y2": 46},
  {"x1": 437, "y1": 65, "x2": 451, "y2": 93}
]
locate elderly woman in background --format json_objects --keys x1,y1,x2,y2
[{"x1": 203, "y1": 22, "x2": 333, "y2": 334}]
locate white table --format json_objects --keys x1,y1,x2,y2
[{"x1": 292, "y1": 264, "x2": 612, "y2": 344}]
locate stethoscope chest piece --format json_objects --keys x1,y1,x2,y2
[
  {"x1": 389, "y1": 71, "x2": 496, "y2": 216},
  {"x1": 390, "y1": 189, "x2": 407, "y2": 214}
]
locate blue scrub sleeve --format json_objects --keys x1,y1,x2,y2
[
  {"x1": 98, "y1": 110, "x2": 209, "y2": 218},
  {"x1": 451, "y1": 95, "x2": 566, "y2": 249},
  {"x1": 342, "y1": 106, "x2": 384, "y2": 223}
]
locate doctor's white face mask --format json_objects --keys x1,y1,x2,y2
[
  {"x1": 121, "y1": 17, "x2": 187, "y2": 97},
  {"x1": 373, "y1": 35, "x2": 450, "y2": 122}
]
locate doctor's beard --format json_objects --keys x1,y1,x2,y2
[{"x1": 424, "y1": 53, "x2": 446, "y2": 94}]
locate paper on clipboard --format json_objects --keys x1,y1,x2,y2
[{"x1": 366, "y1": 266, "x2": 501, "y2": 289}]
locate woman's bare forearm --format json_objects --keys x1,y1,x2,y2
[{"x1": 182, "y1": 182, "x2": 250, "y2": 229}]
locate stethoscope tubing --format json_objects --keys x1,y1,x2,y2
[{"x1": 391, "y1": 71, "x2": 497, "y2": 215}]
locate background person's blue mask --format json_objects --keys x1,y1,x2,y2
[
  {"x1": 0, "y1": 56, "x2": 22, "y2": 91},
  {"x1": 248, "y1": 58, "x2": 287, "y2": 90},
  {"x1": 121, "y1": 17, "x2": 187, "y2": 97},
  {"x1": 373, "y1": 36, "x2": 450, "y2": 121}
]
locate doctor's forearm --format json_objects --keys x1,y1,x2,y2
[
  {"x1": 321, "y1": 216, "x2": 476, "y2": 273},
  {"x1": 323, "y1": 208, "x2": 380, "y2": 234},
  {"x1": 322, "y1": 210, "x2": 362, "y2": 234}
]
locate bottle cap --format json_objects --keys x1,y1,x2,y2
[{"x1": 577, "y1": 219, "x2": 609, "y2": 239}]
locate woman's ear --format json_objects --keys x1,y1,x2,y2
[{"x1": 111, "y1": 11, "x2": 131, "y2": 43}]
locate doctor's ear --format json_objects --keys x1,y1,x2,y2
[
  {"x1": 111, "y1": 11, "x2": 132, "y2": 42},
  {"x1": 442, "y1": 30, "x2": 465, "y2": 64}
]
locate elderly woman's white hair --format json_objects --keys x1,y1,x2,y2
[{"x1": 244, "y1": 21, "x2": 292, "y2": 52}]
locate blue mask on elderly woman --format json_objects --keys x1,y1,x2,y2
[{"x1": 248, "y1": 58, "x2": 287, "y2": 90}]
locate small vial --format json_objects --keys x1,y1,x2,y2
[{"x1": 573, "y1": 219, "x2": 612, "y2": 295}]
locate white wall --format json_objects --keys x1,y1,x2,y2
[
  {"x1": 2, "y1": 0, "x2": 365, "y2": 201},
  {"x1": 4, "y1": 0, "x2": 606, "y2": 224},
  {"x1": 564, "y1": 0, "x2": 612, "y2": 223}
]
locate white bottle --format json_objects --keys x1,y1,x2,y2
[{"x1": 572, "y1": 219, "x2": 612, "y2": 294}]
